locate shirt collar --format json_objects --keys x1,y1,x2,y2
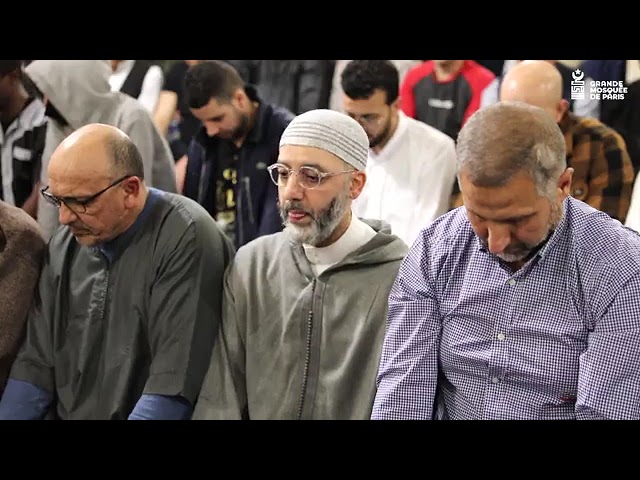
[
  {"x1": 244, "y1": 84, "x2": 267, "y2": 144},
  {"x1": 536, "y1": 197, "x2": 570, "y2": 259},
  {"x1": 97, "y1": 188, "x2": 162, "y2": 264},
  {"x1": 302, "y1": 214, "x2": 359, "y2": 266},
  {"x1": 369, "y1": 110, "x2": 409, "y2": 161}
]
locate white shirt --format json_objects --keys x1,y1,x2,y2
[
  {"x1": 303, "y1": 215, "x2": 377, "y2": 276},
  {"x1": 109, "y1": 60, "x2": 164, "y2": 113},
  {"x1": 352, "y1": 111, "x2": 457, "y2": 248},
  {"x1": 0, "y1": 98, "x2": 47, "y2": 206}
]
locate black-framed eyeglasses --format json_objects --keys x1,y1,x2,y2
[
  {"x1": 40, "y1": 175, "x2": 133, "y2": 214},
  {"x1": 267, "y1": 163, "x2": 355, "y2": 190}
]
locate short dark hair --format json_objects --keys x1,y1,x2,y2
[
  {"x1": 340, "y1": 60, "x2": 399, "y2": 104},
  {"x1": 0, "y1": 60, "x2": 22, "y2": 76},
  {"x1": 106, "y1": 134, "x2": 145, "y2": 180},
  {"x1": 184, "y1": 60, "x2": 245, "y2": 109}
]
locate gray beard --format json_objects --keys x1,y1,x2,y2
[
  {"x1": 281, "y1": 190, "x2": 350, "y2": 247},
  {"x1": 488, "y1": 200, "x2": 564, "y2": 263}
]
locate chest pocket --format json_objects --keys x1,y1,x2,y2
[{"x1": 12, "y1": 145, "x2": 33, "y2": 162}]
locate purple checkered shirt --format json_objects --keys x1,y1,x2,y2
[{"x1": 372, "y1": 197, "x2": 640, "y2": 420}]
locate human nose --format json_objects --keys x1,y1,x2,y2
[
  {"x1": 58, "y1": 202, "x2": 79, "y2": 226},
  {"x1": 486, "y1": 224, "x2": 512, "y2": 254},
  {"x1": 281, "y1": 171, "x2": 304, "y2": 200},
  {"x1": 205, "y1": 122, "x2": 220, "y2": 137}
]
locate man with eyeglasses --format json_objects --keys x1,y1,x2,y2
[
  {"x1": 23, "y1": 60, "x2": 177, "y2": 241},
  {"x1": 341, "y1": 60, "x2": 458, "y2": 247},
  {"x1": 0, "y1": 123, "x2": 235, "y2": 420},
  {"x1": 192, "y1": 109, "x2": 408, "y2": 420}
]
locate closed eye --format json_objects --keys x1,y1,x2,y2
[
  {"x1": 60, "y1": 196, "x2": 92, "y2": 206},
  {"x1": 299, "y1": 168, "x2": 321, "y2": 183},
  {"x1": 502, "y1": 214, "x2": 535, "y2": 224},
  {"x1": 471, "y1": 212, "x2": 534, "y2": 224}
]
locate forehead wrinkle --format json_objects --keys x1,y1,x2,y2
[
  {"x1": 52, "y1": 143, "x2": 111, "y2": 178},
  {"x1": 49, "y1": 160, "x2": 111, "y2": 198}
]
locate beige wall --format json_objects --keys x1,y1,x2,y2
[{"x1": 558, "y1": 60, "x2": 583, "y2": 68}]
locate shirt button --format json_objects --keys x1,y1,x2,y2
[
  {"x1": 491, "y1": 376, "x2": 501, "y2": 384},
  {"x1": 508, "y1": 279, "x2": 516, "y2": 286},
  {"x1": 497, "y1": 333, "x2": 506, "y2": 341}
]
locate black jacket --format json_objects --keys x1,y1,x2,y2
[{"x1": 183, "y1": 87, "x2": 294, "y2": 248}]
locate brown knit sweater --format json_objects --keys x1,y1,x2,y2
[{"x1": 0, "y1": 201, "x2": 45, "y2": 394}]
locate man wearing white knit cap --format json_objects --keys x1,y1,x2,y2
[{"x1": 193, "y1": 109, "x2": 408, "y2": 420}]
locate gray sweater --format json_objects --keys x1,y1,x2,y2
[{"x1": 192, "y1": 219, "x2": 408, "y2": 420}]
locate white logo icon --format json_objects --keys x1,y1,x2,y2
[
  {"x1": 571, "y1": 69, "x2": 585, "y2": 100},
  {"x1": 571, "y1": 68, "x2": 627, "y2": 102},
  {"x1": 572, "y1": 69, "x2": 585, "y2": 82}
]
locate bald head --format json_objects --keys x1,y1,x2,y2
[
  {"x1": 457, "y1": 101, "x2": 566, "y2": 197},
  {"x1": 499, "y1": 60, "x2": 566, "y2": 119},
  {"x1": 50, "y1": 123, "x2": 144, "y2": 182},
  {"x1": 45, "y1": 124, "x2": 149, "y2": 247}
]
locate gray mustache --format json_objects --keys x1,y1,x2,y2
[{"x1": 282, "y1": 201, "x2": 313, "y2": 218}]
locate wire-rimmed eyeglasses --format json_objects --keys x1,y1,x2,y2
[
  {"x1": 267, "y1": 163, "x2": 355, "y2": 190},
  {"x1": 40, "y1": 175, "x2": 133, "y2": 214}
]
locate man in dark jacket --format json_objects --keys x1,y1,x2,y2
[{"x1": 183, "y1": 60, "x2": 294, "y2": 248}]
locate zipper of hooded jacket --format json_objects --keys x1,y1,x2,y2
[
  {"x1": 91, "y1": 253, "x2": 111, "y2": 418},
  {"x1": 236, "y1": 166, "x2": 255, "y2": 248},
  {"x1": 197, "y1": 148, "x2": 208, "y2": 206},
  {"x1": 236, "y1": 176, "x2": 245, "y2": 248},
  {"x1": 243, "y1": 176, "x2": 256, "y2": 225},
  {"x1": 296, "y1": 278, "x2": 316, "y2": 420},
  {"x1": 235, "y1": 150, "x2": 248, "y2": 248}
]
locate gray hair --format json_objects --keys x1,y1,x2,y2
[
  {"x1": 106, "y1": 133, "x2": 145, "y2": 180},
  {"x1": 456, "y1": 101, "x2": 566, "y2": 198}
]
